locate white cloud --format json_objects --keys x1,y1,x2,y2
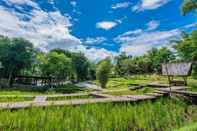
[
  {"x1": 146, "y1": 20, "x2": 160, "y2": 30},
  {"x1": 96, "y1": 21, "x2": 117, "y2": 30},
  {"x1": 5, "y1": 0, "x2": 39, "y2": 9},
  {"x1": 84, "y1": 37, "x2": 106, "y2": 45},
  {"x1": 0, "y1": 2, "x2": 115, "y2": 61},
  {"x1": 132, "y1": 0, "x2": 170, "y2": 12},
  {"x1": 183, "y1": 22, "x2": 197, "y2": 29},
  {"x1": 70, "y1": 1, "x2": 77, "y2": 7},
  {"x1": 0, "y1": 5, "x2": 78, "y2": 51},
  {"x1": 114, "y1": 29, "x2": 143, "y2": 43},
  {"x1": 111, "y1": 2, "x2": 130, "y2": 9},
  {"x1": 69, "y1": 45, "x2": 117, "y2": 62},
  {"x1": 116, "y1": 29, "x2": 181, "y2": 56}
]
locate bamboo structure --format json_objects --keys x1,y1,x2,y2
[{"x1": 162, "y1": 62, "x2": 193, "y2": 86}]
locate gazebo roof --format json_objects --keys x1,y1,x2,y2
[{"x1": 162, "y1": 62, "x2": 192, "y2": 76}]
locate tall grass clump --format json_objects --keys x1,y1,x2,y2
[{"x1": 0, "y1": 98, "x2": 196, "y2": 131}]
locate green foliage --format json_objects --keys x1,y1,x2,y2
[
  {"x1": 174, "y1": 31, "x2": 197, "y2": 61},
  {"x1": 114, "y1": 52, "x2": 132, "y2": 76},
  {"x1": 0, "y1": 36, "x2": 96, "y2": 86},
  {"x1": 96, "y1": 58, "x2": 112, "y2": 88},
  {"x1": 0, "y1": 36, "x2": 36, "y2": 86},
  {"x1": 41, "y1": 51, "x2": 73, "y2": 80},
  {"x1": 72, "y1": 53, "x2": 90, "y2": 82},
  {"x1": 174, "y1": 31, "x2": 197, "y2": 78},
  {"x1": 0, "y1": 96, "x2": 34, "y2": 102},
  {"x1": 146, "y1": 47, "x2": 176, "y2": 73},
  {"x1": 181, "y1": 0, "x2": 197, "y2": 15},
  {"x1": 0, "y1": 98, "x2": 196, "y2": 130},
  {"x1": 114, "y1": 47, "x2": 175, "y2": 76}
]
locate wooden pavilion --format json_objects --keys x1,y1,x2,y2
[
  {"x1": 14, "y1": 75, "x2": 54, "y2": 87},
  {"x1": 162, "y1": 62, "x2": 193, "y2": 86}
]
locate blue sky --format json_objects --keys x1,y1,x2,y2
[{"x1": 0, "y1": 0, "x2": 196, "y2": 61}]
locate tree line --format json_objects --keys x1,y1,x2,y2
[
  {"x1": 0, "y1": 36, "x2": 96, "y2": 86},
  {"x1": 0, "y1": 0, "x2": 196, "y2": 88},
  {"x1": 0, "y1": 30, "x2": 197, "y2": 87}
]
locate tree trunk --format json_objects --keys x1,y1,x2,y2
[{"x1": 8, "y1": 67, "x2": 14, "y2": 87}]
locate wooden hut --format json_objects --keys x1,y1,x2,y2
[
  {"x1": 14, "y1": 76, "x2": 53, "y2": 87},
  {"x1": 162, "y1": 62, "x2": 192, "y2": 86}
]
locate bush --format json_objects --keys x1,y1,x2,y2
[{"x1": 96, "y1": 59, "x2": 111, "y2": 88}]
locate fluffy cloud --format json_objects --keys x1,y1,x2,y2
[
  {"x1": 132, "y1": 0, "x2": 170, "y2": 12},
  {"x1": 114, "y1": 29, "x2": 143, "y2": 43},
  {"x1": 69, "y1": 45, "x2": 117, "y2": 62},
  {"x1": 111, "y1": 2, "x2": 130, "y2": 9},
  {"x1": 83, "y1": 37, "x2": 106, "y2": 45},
  {"x1": 0, "y1": 0, "x2": 115, "y2": 61},
  {"x1": 0, "y1": 5, "x2": 79, "y2": 51},
  {"x1": 96, "y1": 21, "x2": 117, "y2": 30},
  {"x1": 116, "y1": 29, "x2": 181, "y2": 56},
  {"x1": 146, "y1": 20, "x2": 160, "y2": 30}
]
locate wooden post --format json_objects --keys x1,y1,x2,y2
[{"x1": 165, "y1": 63, "x2": 172, "y2": 97}]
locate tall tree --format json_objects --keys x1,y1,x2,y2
[
  {"x1": 72, "y1": 53, "x2": 90, "y2": 82},
  {"x1": 114, "y1": 52, "x2": 131, "y2": 76},
  {"x1": 0, "y1": 37, "x2": 36, "y2": 86},
  {"x1": 174, "y1": 30, "x2": 197, "y2": 61},
  {"x1": 41, "y1": 51, "x2": 73, "y2": 80},
  {"x1": 181, "y1": 0, "x2": 197, "y2": 15},
  {"x1": 146, "y1": 47, "x2": 176, "y2": 73}
]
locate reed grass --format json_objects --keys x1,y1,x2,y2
[{"x1": 0, "y1": 98, "x2": 196, "y2": 131}]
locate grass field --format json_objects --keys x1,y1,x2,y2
[
  {"x1": 0, "y1": 84, "x2": 89, "y2": 96},
  {"x1": 47, "y1": 95, "x2": 94, "y2": 101},
  {"x1": 0, "y1": 98, "x2": 196, "y2": 131},
  {"x1": 93, "y1": 75, "x2": 197, "y2": 92},
  {"x1": 0, "y1": 75, "x2": 197, "y2": 130},
  {"x1": 0, "y1": 96, "x2": 34, "y2": 102},
  {"x1": 105, "y1": 87, "x2": 155, "y2": 96},
  {"x1": 92, "y1": 75, "x2": 168, "y2": 90}
]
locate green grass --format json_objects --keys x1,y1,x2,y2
[
  {"x1": 187, "y1": 78, "x2": 197, "y2": 92},
  {"x1": 105, "y1": 87, "x2": 155, "y2": 96},
  {"x1": 47, "y1": 95, "x2": 94, "y2": 101},
  {"x1": 0, "y1": 98, "x2": 196, "y2": 131},
  {"x1": 0, "y1": 84, "x2": 90, "y2": 96},
  {"x1": 0, "y1": 96, "x2": 34, "y2": 102},
  {"x1": 54, "y1": 84, "x2": 91, "y2": 94},
  {"x1": 92, "y1": 75, "x2": 168, "y2": 90},
  {"x1": 175, "y1": 122, "x2": 197, "y2": 131},
  {"x1": 0, "y1": 90, "x2": 46, "y2": 96},
  {"x1": 93, "y1": 75, "x2": 197, "y2": 93}
]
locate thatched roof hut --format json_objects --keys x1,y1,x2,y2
[{"x1": 162, "y1": 62, "x2": 192, "y2": 76}]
